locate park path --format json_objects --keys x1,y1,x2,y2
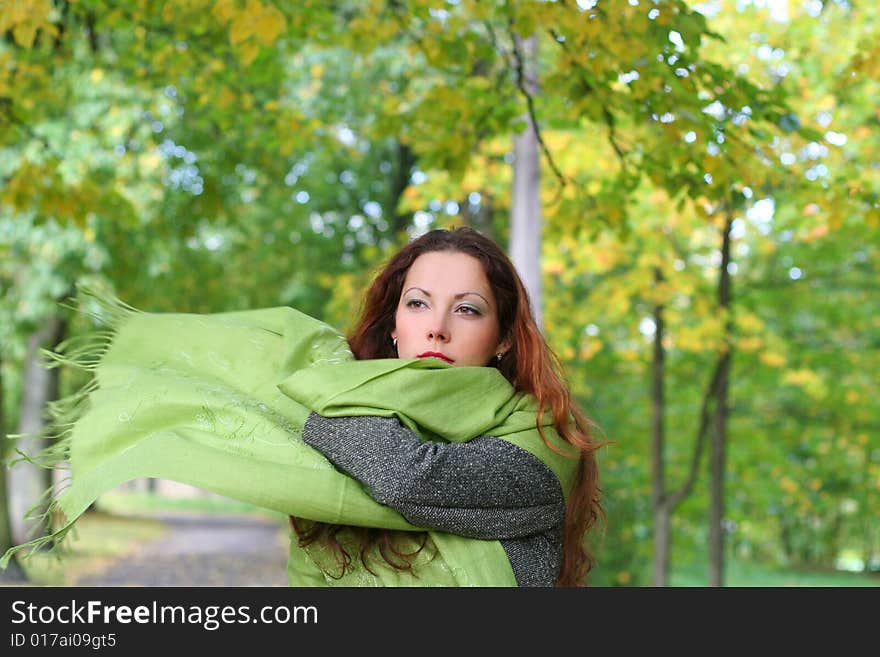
[{"x1": 74, "y1": 513, "x2": 290, "y2": 587}]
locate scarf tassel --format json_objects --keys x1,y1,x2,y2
[{"x1": 1, "y1": 286, "x2": 138, "y2": 569}]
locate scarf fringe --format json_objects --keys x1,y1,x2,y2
[
  {"x1": 1, "y1": 285, "x2": 139, "y2": 570},
  {"x1": 0, "y1": 508, "x2": 76, "y2": 569}
]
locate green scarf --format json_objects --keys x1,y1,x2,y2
[{"x1": 2, "y1": 292, "x2": 577, "y2": 586}]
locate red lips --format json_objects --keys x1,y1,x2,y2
[{"x1": 417, "y1": 351, "x2": 454, "y2": 364}]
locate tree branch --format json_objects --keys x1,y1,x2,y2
[{"x1": 507, "y1": 19, "x2": 568, "y2": 192}]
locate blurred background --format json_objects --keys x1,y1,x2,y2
[{"x1": 0, "y1": 0, "x2": 877, "y2": 586}]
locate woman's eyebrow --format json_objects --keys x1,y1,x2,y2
[
  {"x1": 456, "y1": 291, "x2": 491, "y2": 306},
  {"x1": 403, "y1": 287, "x2": 490, "y2": 306}
]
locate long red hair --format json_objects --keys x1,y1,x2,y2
[{"x1": 292, "y1": 227, "x2": 603, "y2": 585}]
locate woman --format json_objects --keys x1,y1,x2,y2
[
  {"x1": 1, "y1": 228, "x2": 602, "y2": 587},
  {"x1": 291, "y1": 227, "x2": 603, "y2": 587}
]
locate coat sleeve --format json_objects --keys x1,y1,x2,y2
[{"x1": 301, "y1": 412, "x2": 565, "y2": 540}]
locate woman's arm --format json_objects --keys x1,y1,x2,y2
[{"x1": 301, "y1": 412, "x2": 565, "y2": 540}]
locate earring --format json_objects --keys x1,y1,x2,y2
[
  {"x1": 392, "y1": 337, "x2": 398, "y2": 349},
  {"x1": 495, "y1": 352, "x2": 504, "y2": 361}
]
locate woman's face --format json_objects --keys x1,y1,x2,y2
[{"x1": 391, "y1": 251, "x2": 509, "y2": 367}]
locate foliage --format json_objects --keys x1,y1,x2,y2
[{"x1": 1, "y1": 0, "x2": 876, "y2": 584}]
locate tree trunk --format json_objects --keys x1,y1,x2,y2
[
  {"x1": 708, "y1": 215, "x2": 734, "y2": 587},
  {"x1": 0, "y1": 350, "x2": 27, "y2": 581},
  {"x1": 390, "y1": 141, "x2": 417, "y2": 237},
  {"x1": 8, "y1": 315, "x2": 66, "y2": 546},
  {"x1": 653, "y1": 249, "x2": 731, "y2": 587},
  {"x1": 651, "y1": 267, "x2": 671, "y2": 586},
  {"x1": 862, "y1": 514, "x2": 875, "y2": 574},
  {"x1": 509, "y1": 33, "x2": 543, "y2": 332}
]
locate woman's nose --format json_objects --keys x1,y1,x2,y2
[
  {"x1": 427, "y1": 328, "x2": 448, "y2": 341},
  {"x1": 427, "y1": 314, "x2": 449, "y2": 342}
]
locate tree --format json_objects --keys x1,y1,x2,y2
[
  {"x1": 0, "y1": 348, "x2": 27, "y2": 582},
  {"x1": 8, "y1": 316, "x2": 66, "y2": 545},
  {"x1": 509, "y1": 33, "x2": 543, "y2": 330}
]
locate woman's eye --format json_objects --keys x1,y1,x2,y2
[
  {"x1": 457, "y1": 305, "x2": 480, "y2": 315},
  {"x1": 406, "y1": 299, "x2": 426, "y2": 309}
]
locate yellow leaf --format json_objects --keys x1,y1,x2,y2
[
  {"x1": 544, "y1": 256, "x2": 565, "y2": 276},
  {"x1": 41, "y1": 21, "x2": 57, "y2": 39},
  {"x1": 759, "y1": 351, "x2": 786, "y2": 368},
  {"x1": 578, "y1": 340, "x2": 602, "y2": 361},
  {"x1": 13, "y1": 22, "x2": 38, "y2": 48},
  {"x1": 782, "y1": 368, "x2": 827, "y2": 399},
  {"x1": 828, "y1": 205, "x2": 844, "y2": 230},
  {"x1": 238, "y1": 40, "x2": 260, "y2": 66},
  {"x1": 3, "y1": 0, "x2": 50, "y2": 41},
  {"x1": 737, "y1": 336, "x2": 763, "y2": 352},
  {"x1": 230, "y1": 12, "x2": 255, "y2": 45},
  {"x1": 212, "y1": 0, "x2": 236, "y2": 23},
  {"x1": 279, "y1": 136, "x2": 296, "y2": 156},
  {"x1": 736, "y1": 311, "x2": 765, "y2": 333},
  {"x1": 780, "y1": 476, "x2": 798, "y2": 493},
  {"x1": 254, "y1": 5, "x2": 286, "y2": 45},
  {"x1": 3, "y1": 1, "x2": 22, "y2": 24}
]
